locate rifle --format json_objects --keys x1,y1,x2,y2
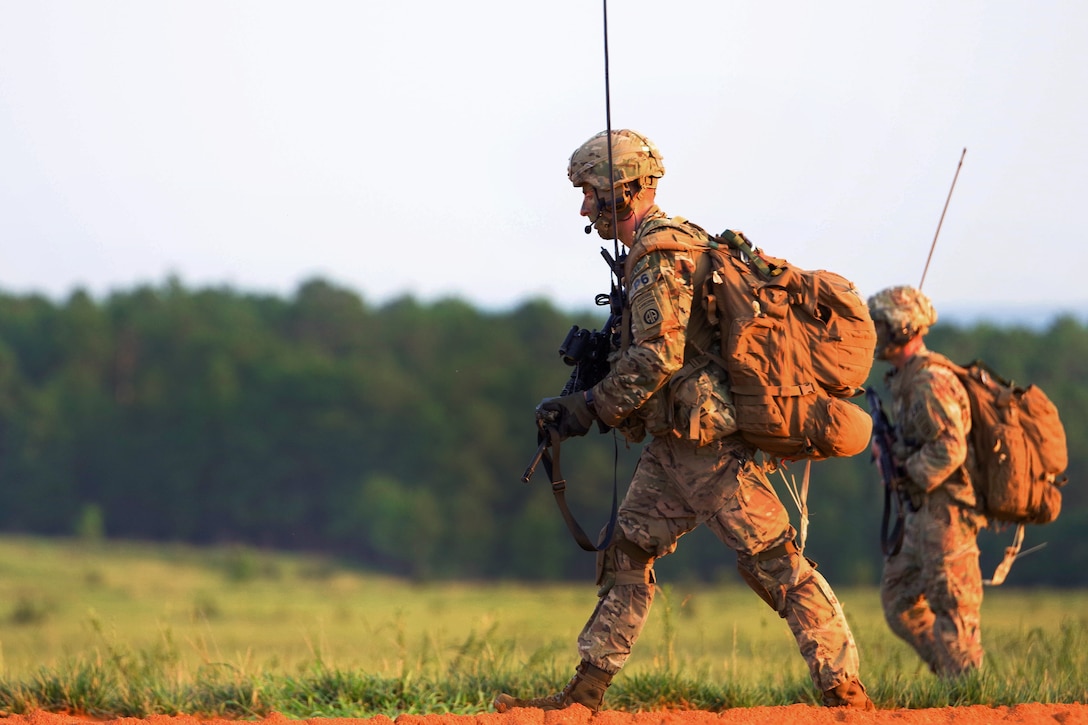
[
  {"x1": 522, "y1": 247, "x2": 624, "y2": 483},
  {"x1": 866, "y1": 386, "x2": 914, "y2": 556},
  {"x1": 521, "y1": 248, "x2": 625, "y2": 552},
  {"x1": 519, "y1": 315, "x2": 615, "y2": 483}
]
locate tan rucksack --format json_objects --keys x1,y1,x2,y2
[
  {"x1": 630, "y1": 222, "x2": 877, "y2": 460},
  {"x1": 927, "y1": 353, "x2": 1067, "y2": 524},
  {"x1": 924, "y1": 353, "x2": 1067, "y2": 584}
]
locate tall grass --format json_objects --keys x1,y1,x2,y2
[{"x1": 0, "y1": 536, "x2": 1084, "y2": 717}]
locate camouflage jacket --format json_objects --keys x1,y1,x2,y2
[
  {"x1": 590, "y1": 207, "x2": 737, "y2": 445},
  {"x1": 887, "y1": 347, "x2": 977, "y2": 508}
]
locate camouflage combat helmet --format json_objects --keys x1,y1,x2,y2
[
  {"x1": 568, "y1": 129, "x2": 665, "y2": 191},
  {"x1": 867, "y1": 285, "x2": 938, "y2": 347}
]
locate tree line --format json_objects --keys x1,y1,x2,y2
[{"x1": 0, "y1": 278, "x2": 1084, "y2": 586}]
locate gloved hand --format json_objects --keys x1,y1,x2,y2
[
  {"x1": 536, "y1": 391, "x2": 597, "y2": 441},
  {"x1": 893, "y1": 454, "x2": 926, "y2": 510}
]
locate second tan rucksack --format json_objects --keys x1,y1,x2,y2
[{"x1": 926, "y1": 353, "x2": 1067, "y2": 525}]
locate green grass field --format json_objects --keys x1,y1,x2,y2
[{"x1": 0, "y1": 536, "x2": 1084, "y2": 717}]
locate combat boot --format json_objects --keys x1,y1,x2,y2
[
  {"x1": 821, "y1": 676, "x2": 876, "y2": 710},
  {"x1": 493, "y1": 661, "x2": 613, "y2": 712}
]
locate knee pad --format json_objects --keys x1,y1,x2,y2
[{"x1": 596, "y1": 533, "x2": 656, "y2": 597}]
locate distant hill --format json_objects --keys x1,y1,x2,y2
[{"x1": 939, "y1": 302, "x2": 1087, "y2": 329}]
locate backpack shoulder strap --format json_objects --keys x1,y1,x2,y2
[
  {"x1": 916, "y1": 351, "x2": 969, "y2": 380},
  {"x1": 624, "y1": 216, "x2": 710, "y2": 279},
  {"x1": 623, "y1": 216, "x2": 724, "y2": 363}
]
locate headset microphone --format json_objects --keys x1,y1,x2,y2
[{"x1": 584, "y1": 224, "x2": 593, "y2": 234}]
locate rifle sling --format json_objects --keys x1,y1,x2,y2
[
  {"x1": 539, "y1": 426, "x2": 619, "y2": 553},
  {"x1": 881, "y1": 484, "x2": 906, "y2": 557}
]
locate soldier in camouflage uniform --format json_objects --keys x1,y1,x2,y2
[
  {"x1": 493, "y1": 130, "x2": 873, "y2": 713},
  {"x1": 868, "y1": 285, "x2": 985, "y2": 677}
]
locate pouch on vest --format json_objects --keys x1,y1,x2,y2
[{"x1": 668, "y1": 354, "x2": 739, "y2": 446}]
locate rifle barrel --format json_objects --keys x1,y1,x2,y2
[{"x1": 522, "y1": 440, "x2": 547, "y2": 483}]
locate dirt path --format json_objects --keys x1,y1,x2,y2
[{"x1": 5, "y1": 705, "x2": 1088, "y2": 725}]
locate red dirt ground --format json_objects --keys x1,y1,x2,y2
[{"x1": 4, "y1": 705, "x2": 1087, "y2": 725}]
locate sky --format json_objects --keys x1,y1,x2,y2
[{"x1": 2, "y1": 1, "x2": 1087, "y2": 324}]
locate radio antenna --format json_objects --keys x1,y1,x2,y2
[
  {"x1": 602, "y1": 0, "x2": 620, "y2": 277},
  {"x1": 919, "y1": 147, "x2": 967, "y2": 290}
]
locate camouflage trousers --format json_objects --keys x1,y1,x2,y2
[
  {"x1": 577, "y1": 435, "x2": 863, "y2": 693},
  {"x1": 881, "y1": 488, "x2": 984, "y2": 677}
]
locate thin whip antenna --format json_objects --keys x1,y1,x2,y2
[
  {"x1": 919, "y1": 147, "x2": 967, "y2": 290},
  {"x1": 602, "y1": 0, "x2": 620, "y2": 274}
]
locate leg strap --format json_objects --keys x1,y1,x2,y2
[
  {"x1": 755, "y1": 538, "x2": 799, "y2": 561},
  {"x1": 596, "y1": 533, "x2": 656, "y2": 595},
  {"x1": 613, "y1": 568, "x2": 655, "y2": 586}
]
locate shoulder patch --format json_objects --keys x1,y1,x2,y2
[
  {"x1": 633, "y1": 289, "x2": 663, "y2": 335},
  {"x1": 629, "y1": 268, "x2": 653, "y2": 295},
  {"x1": 630, "y1": 270, "x2": 666, "y2": 337}
]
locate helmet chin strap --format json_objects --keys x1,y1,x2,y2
[
  {"x1": 583, "y1": 184, "x2": 634, "y2": 234},
  {"x1": 875, "y1": 320, "x2": 919, "y2": 361}
]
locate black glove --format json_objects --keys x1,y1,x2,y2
[{"x1": 536, "y1": 391, "x2": 597, "y2": 441}]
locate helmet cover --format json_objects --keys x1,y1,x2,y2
[
  {"x1": 867, "y1": 285, "x2": 939, "y2": 345},
  {"x1": 568, "y1": 129, "x2": 665, "y2": 191}
]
